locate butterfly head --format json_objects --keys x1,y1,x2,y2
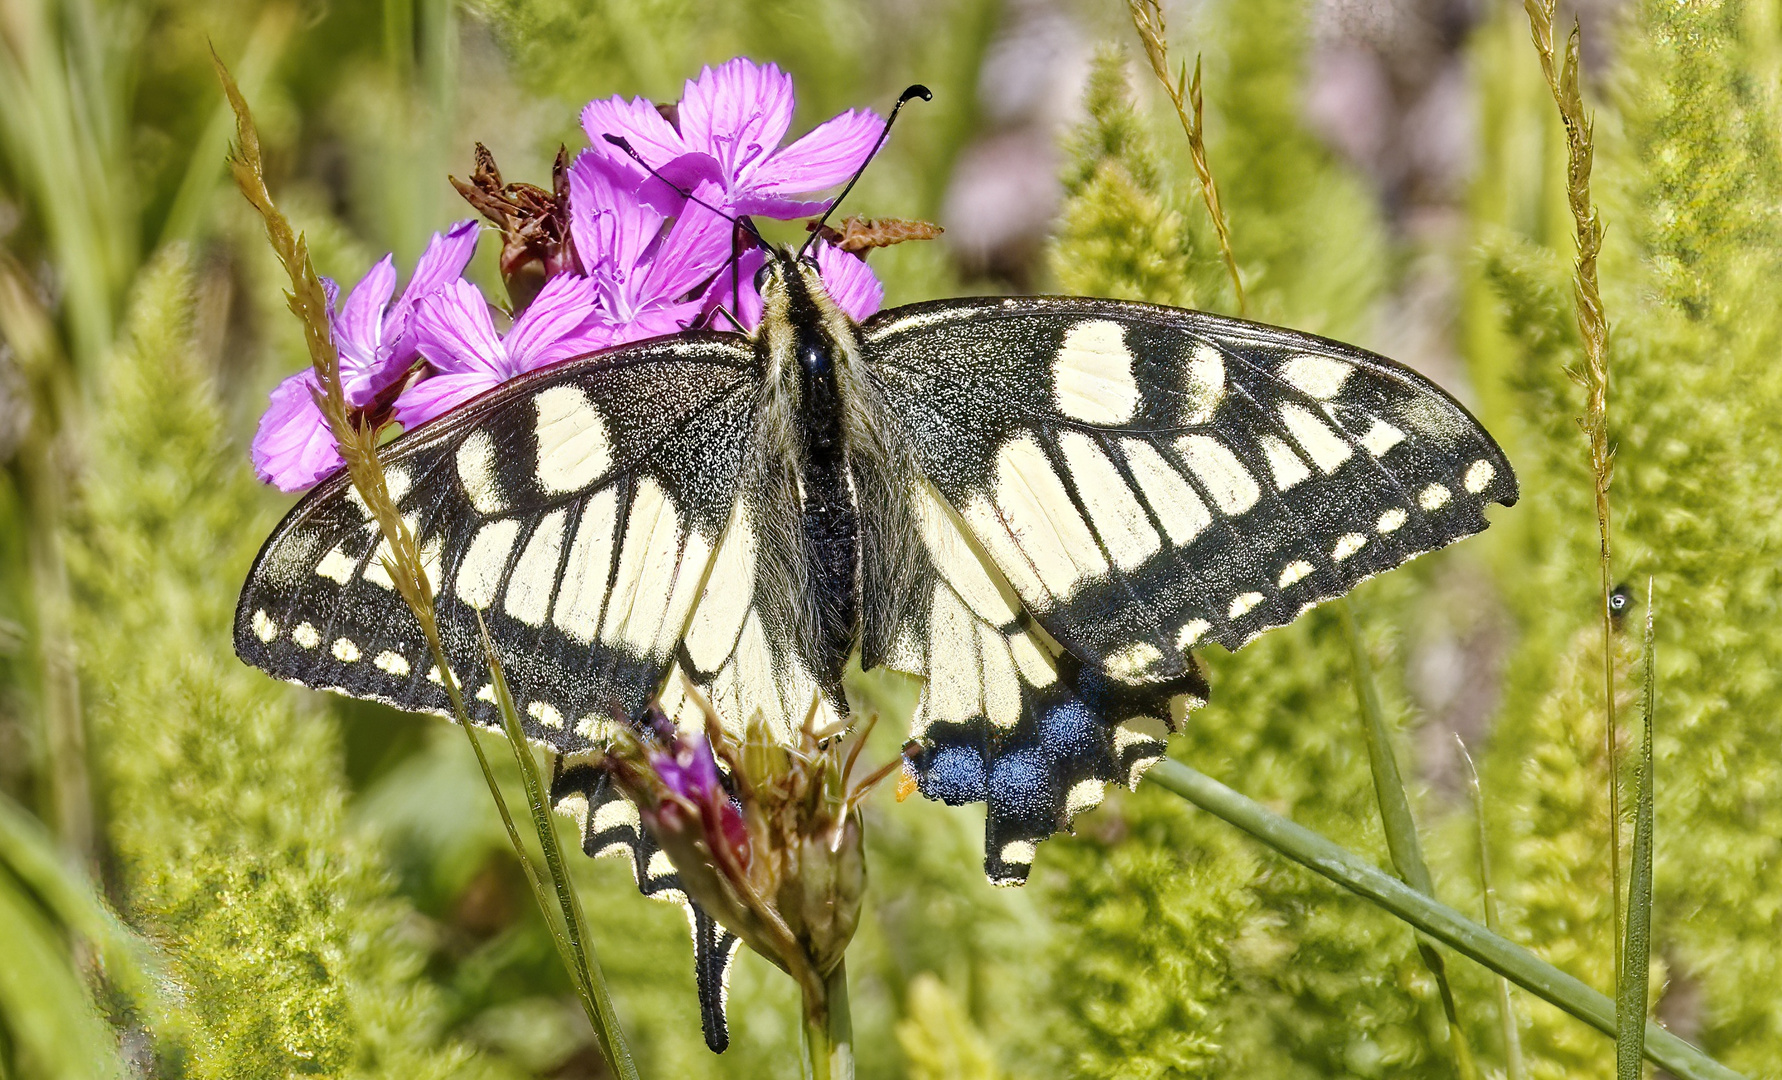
[{"x1": 754, "y1": 245, "x2": 858, "y2": 381}]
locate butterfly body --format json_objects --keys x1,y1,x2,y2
[
  {"x1": 236, "y1": 247, "x2": 1517, "y2": 1049},
  {"x1": 749, "y1": 251, "x2": 905, "y2": 696}
]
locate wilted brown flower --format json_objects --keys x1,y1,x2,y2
[
  {"x1": 450, "y1": 143, "x2": 577, "y2": 314},
  {"x1": 805, "y1": 214, "x2": 944, "y2": 253}
]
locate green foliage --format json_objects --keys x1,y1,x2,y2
[
  {"x1": 1038, "y1": 786, "x2": 1252, "y2": 1079},
  {"x1": 895, "y1": 973, "x2": 1001, "y2": 1080},
  {"x1": 67, "y1": 251, "x2": 502, "y2": 1080},
  {"x1": 1492, "y1": 628, "x2": 1638, "y2": 1080},
  {"x1": 1201, "y1": 0, "x2": 1385, "y2": 334},
  {"x1": 1047, "y1": 49, "x2": 1208, "y2": 309},
  {"x1": 2, "y1": 0, "x2": 1781, "y2": 1076},
  {"x1": 1473, "y1": 0, "x2": 1782, "y2": 1076}
]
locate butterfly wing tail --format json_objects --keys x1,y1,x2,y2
[{"x1": 549, "y1": 757, "x2": 742, "y2": 1052}]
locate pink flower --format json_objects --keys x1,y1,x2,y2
[
  {"x1": 581, "y1": 57, "x2": 882, "y2": 219},
  {"x1": 394, "y1": 275, "x2": 608, "y2": 428},
  {"x1": 249, "y1": 371, "x2": 344, "y2": 494},
  {"x1": 251, "y1": 221, "x2": 480, "y2": 491},
  {"x1": 567, "y1": 152, "x2": 734, "y2": 347},
  {"x1": 704, "y1": 240, "x2": 885, "y2": 331}
]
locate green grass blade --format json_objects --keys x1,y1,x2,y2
[
  {"x1": 1143, "y1": 758, "x2": 1742, "y2": 1080},
  {"x1": 1336, "y1": 600, "x2": 1477, "y2": 1079},
  {"x1": 0, "y1": 795, "x2": 161, "y2": 1013},
  {"x1": 0, "y1": 793, "x2": 159, "y2": 1079},
  {"x1": 476, "y1": 617, "x2": 639, "y2": 1080},
  {"x1": 0, "y1": 874, "x2": 126, "y2": 1080},
  {"x1": 157, "y1": 9, "x2": 295, "y2": 247},
  {"x1": 1618, "y1": 584, "x2": 1657, "y2": 1079},
  {"x1": 1457, "y1": 736, "x2": 1526, "y2": 1080}
]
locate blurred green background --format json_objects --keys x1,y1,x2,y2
[{"x1": 3, "y1": 0, "x2": 1781, "y2": 1076}]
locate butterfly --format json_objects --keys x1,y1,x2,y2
[{"x1": 234, "y1": 247, "x2": 1517, "y2": 1049}]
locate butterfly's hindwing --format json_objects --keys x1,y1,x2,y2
[
  {"x1": 233, "y1": 335, "x2": 757, "y2": 751},
  {"x1": 658, "y1": 495, "x2": 842, "y2": 744},
  {"x1": 863, "y1": 298, "x2": 1518, "y2": 680},
  {"x1": 887, "y1": 480, "x2": 1205, "y2": 883},
  {"x1": 550, "y1": 759, "x2": 742, "y2": 1052}
]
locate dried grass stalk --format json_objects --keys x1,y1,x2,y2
[
  {"x1": 1126, "y1": 0, "x2": 1246, "y2": 314},
  {"x1": 1523, "y1": 0, "x2": 1622, "y2": 980}
]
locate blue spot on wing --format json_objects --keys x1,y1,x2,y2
[
  {"x1": 920, "y1": 744, "x2": 988, "y2": 804},
  {"x1": 1038, "y1": 698, "x2": 1101, "y2": 764},
  {"x1": 988, "y1": 747, "x2": 1052, "y2": 830}
]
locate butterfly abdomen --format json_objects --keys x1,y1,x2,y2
[{"x1": 796, "y1": 327, "x2": 861, "y2": 686}]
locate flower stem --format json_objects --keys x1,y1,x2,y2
[
  {"x1": 479, "y1": 619, "x2": 637, "y2": 1080},
  {"x1": 1457, "y1": 736, "x2": 1526, "y2": 1080},
  {"x1": 802, "y1": 960, "x2": 853, "y2": 1080},
  {"x1": 1617, "y1": 584, "x2": 1657, "y2": 1080},
  {"x1": 1144, "y1": 758, "x2": 1743, "y2": 1080}
]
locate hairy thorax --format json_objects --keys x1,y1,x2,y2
[{"x1": 751, "y1": 256, "x2": 924, "y2": 696}]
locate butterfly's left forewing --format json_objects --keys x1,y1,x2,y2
[{"x1": 862, "y1": 297, "x2": 1518, "y2": 685}]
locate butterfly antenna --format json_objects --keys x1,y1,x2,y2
[
  {"x1": 602, "y1": 134, "x2": 768, "y2": 249},
  {"x1": 798, "y1": 84, "x2": 932, "y2": 259}
]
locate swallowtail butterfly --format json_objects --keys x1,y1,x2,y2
[{"x1": 235, "y1": 248, "x2": 1516, "y2": 1048}]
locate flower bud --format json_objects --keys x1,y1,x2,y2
[{"x1": 599, "y1": 692, "x2": 896, "y2": 1002}]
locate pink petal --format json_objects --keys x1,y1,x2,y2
[
  {"x1": 640, "y1": 152, "x2": 724, "y2": 216},
  {"x1": 729, "y1": 193, "x2": 832, "y2": 219},
  {"x1": 603, "y1": 300, "x2": 706, "y2": 348},
  {"x1": 335, "y1": 255, "x2": 398, "y2": 404},
  {"x1": 700, "y1": 247, "x2": 767, "y2": 332},
  {"x1": 398, "y1": 220, "x2": 480, "y2": 312},
  {"x1": 382, "y1": 220, "x2": 481, "y2": 387},
  {"x1": 677, "y1": 58, "x2": 795, "y2": 187},
  {"x1": 815, "y1": 243, "x2": 883, "y2": 322},
  {"x1": 413, "y1": 280, "x2": 509, "y2": 378},
  {"x1": 746, "y1": 108, "x2": 883, "y2": 197},
  {"x1": 393, "y1": 371, "x2": 504, "y2": 429},
  {"x1": 641, "y1": 180, "x2": 737, "y2": 302},
  {"x1": 251, "y1": 371, "x2": 343, "y2": 492},
  {"x1": 506, "y1": 274, "x2": 605, "y2": 370},
  {"x1": 581, "y1": 93, "x2": 688, "y2": 177},
  {"x1": 568, "y1": 152, "x2": 670, "y2": 315}
]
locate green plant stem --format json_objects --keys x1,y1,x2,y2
[
  {"x1": 1618, "y1": 585, "x2": 1657, "y2": 1079},
  {"x1": 1336, "y1": 601, "x2": 1477, "y2": 1080},
  {"x1": 829, "y1": 960, "x2": 853, "y2": 1077},
  {"x1": 803, "y1": 960, "x2": 853, "y2": 1080},
  {"x1": 1144, "y1": 758, "x2": 1742, "y2": 1080},
  {"x1": 19, "y1": 434, "x2": 90, "y2": 863},
  {"x1": 479, "y1": 620, "x2": 636, "y2": 1080},
  {"x1": 0, "y1": 261, "x2": 91, "y2": 864},
  {"x1": 1458, "y1": 736, "x2": 1526, "y2": 1080}
]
